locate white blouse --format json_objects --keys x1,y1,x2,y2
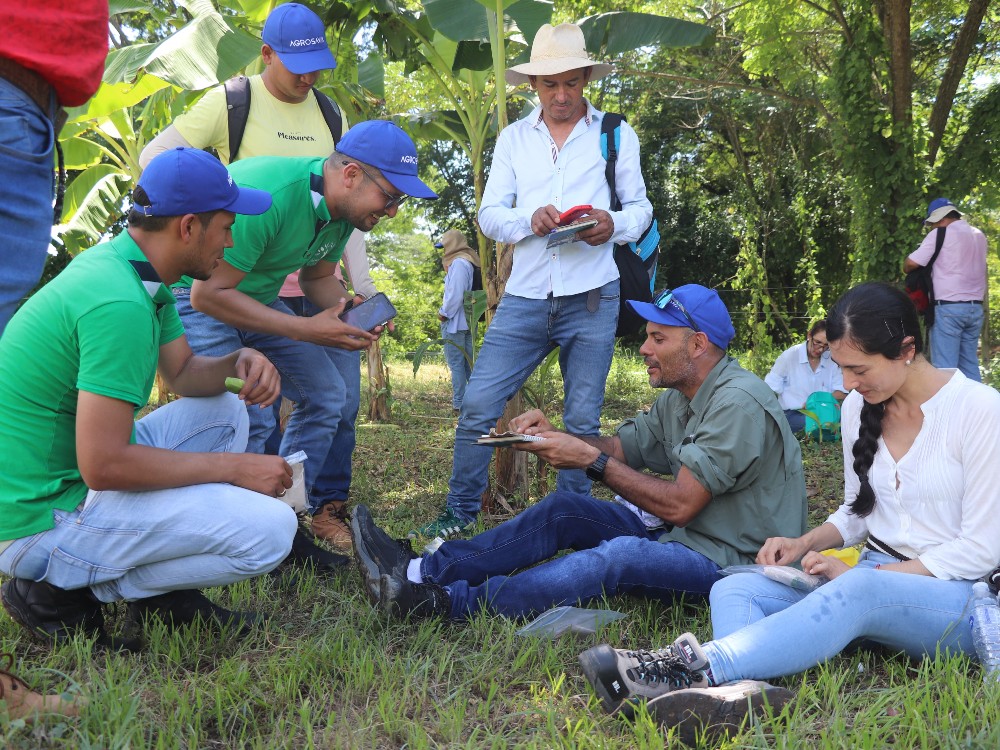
[{"x1": 827, "y1": 370, "x2": 1000, "y2": 580}]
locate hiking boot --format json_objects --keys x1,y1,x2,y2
[
  {"x1": 311, "y1": 500, "x2": 353, "y2": 549},
  {"x1": 647, "y1": 679, "x2": 795, "y2": 746},
  {"x1": 125, "y1": 590, "x2": 261, "y2": 637},
  {"x1": 351, "y1": 504, "x2": 417, "y2": 603},
  {"x1": 284, "y1": 524, "x2": 351, "y2": 574},
  {"x1": 0, "y1": 652, "x2": 84, "y2": 721},
  {"x1": 1, "y1": 578, "x2": 140, "y2": 652},
  {"x1": 378, "y1": 569, "x2": 450, "y2": 620},
  {"x1": 407, "y1": 508, "x2": 474, "y2": 540},
  {"x1": 578, "y1": 632, "x2": 710, "y2": 717}
]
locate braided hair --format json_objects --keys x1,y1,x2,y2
[{"x1": 825, "y1": 283, "x2": 923, "y2": 517}]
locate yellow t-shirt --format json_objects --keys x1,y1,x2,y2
[{"x1": 173, "y1": 75, "x2": 336, "y2": 164}]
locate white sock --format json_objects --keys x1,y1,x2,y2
[{"x1": 406, "y1": 558, "x2": 422, "y2": 583}]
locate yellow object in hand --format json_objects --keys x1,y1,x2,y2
[{"x1": 821, "y1": 547, "x2": 860, "y2": 566}]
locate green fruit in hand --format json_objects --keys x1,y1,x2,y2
[{"x1": 225, "y1": 377, "x2": 245, "y2": 394}]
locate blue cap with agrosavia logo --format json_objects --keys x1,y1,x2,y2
[
  {"x1": 337, "y1": 120, "x2": 439, "y2": 200},
  {"x1": 262, "y1": 3, "x2": 337, "y2": 75},
  {"x1": 628, "y1": 284, "x2": 736, "y2": 350},
  {"x1": 137, "y1": 148, "x2": 272, "y2": 217}
]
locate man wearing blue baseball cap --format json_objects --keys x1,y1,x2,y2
[
  {"x1": 353, "y1": 284, "x2": 807, "y2": 627},
  {"x1": 0, "y1": 148, "x2": 297, "y2": 650},
  {"x1": 174, "y1": 122, "x2": 437, "y2": 546},
  {"x1": 904, "y1": 198, "x2": 987, "y2": 380}
]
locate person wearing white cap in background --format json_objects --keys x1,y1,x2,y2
[
  {"x1": 904, "y1": 198, "x2": 987, "y2": 381},
  {"x1": 413, "y1": 22, "x2": 654, "y2": 540}
]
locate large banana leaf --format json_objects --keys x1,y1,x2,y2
[
  {"x1": 58, "y1": 166, "x2": 131, "y2": 241},
  {"x1": 579, "y1": 12, "x2": 715, "y2": 55},
  {"x1": 424, "y1": 0, "x2": 551, "y2": 47}
]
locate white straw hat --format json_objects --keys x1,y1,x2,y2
[{"x1": 505, "y1": 23, "x2": 613, "y2": 85}]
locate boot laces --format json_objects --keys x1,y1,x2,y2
[{"x1": 629, "y1": 646, "x2": 697, "y2": 688}]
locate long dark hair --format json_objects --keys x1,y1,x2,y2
[{"x1": 826, "y1": 283, "x2": 923, "y2": 517}]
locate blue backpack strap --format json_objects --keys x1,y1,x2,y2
[{"x1": 601, "y1": 113, "x2": 625, "y2": 212}]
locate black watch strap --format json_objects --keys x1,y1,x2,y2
[{"x1": 586, "y1": 452, "x2": 610, "y2": 482}]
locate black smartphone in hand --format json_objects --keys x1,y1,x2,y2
[{"x1": 339, "y1": 292, "x2": 397, "y2": 332}]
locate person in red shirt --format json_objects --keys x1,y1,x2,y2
[{"x1": 0, "y1": 0, "x2": 109, "y2": 335}]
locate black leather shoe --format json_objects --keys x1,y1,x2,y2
[
  {"x1": 284, "y1": 525, "x2": 351, "y2": 574},
  {"x1": 1, "y1": 578, "x2": 141, "y2": 652},
  {"x1": 125, "y1": 589, "x2": 261, "y2": 637}
]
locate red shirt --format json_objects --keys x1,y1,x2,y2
[{"x1": 3, "y1": 0, "x2": 109, "y2": 107}]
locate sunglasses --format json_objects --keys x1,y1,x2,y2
[
  {"x1": 653, "y1": 288, "x2": 701, "y2": 333},
  {"x1": 343, "y1": 160, "x2": 408, "y2": 212}
]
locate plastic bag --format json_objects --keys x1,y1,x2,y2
[
  {"x1": 720, "y1": 564, "x2": 826, "y2": 592},
  {"x1": 516, "y1": 606, "x2": 626, "y2": 639}
]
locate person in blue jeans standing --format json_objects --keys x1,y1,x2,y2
[
  {"x1": 353, "y1": 286, "x2": 807, "y2": 626},
  {"x1": 578, "y1": 283, "x2": 1000, "y2": 744},
  {"x1": 411, "y1": 23, "x2": 654, "y2": 539},
  {"x1": 436, "y1": 229, "x2": 480, "y2": 412}
]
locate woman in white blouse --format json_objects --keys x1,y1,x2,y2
[{"x1": 578, "y1": 282, "x2": 1000, "y2": 738}]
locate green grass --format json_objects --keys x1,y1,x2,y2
[{"x1": 3, "y1": 352, "x2": 999, "y2": 748}]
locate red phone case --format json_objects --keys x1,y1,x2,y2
[{"x1": 558, "y1": 205, "x2": 592, "y2": 225}]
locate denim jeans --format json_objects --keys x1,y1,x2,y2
[
  {"x1": 0, "y1": 394, "x2": 296, "y2": 602},
  {"x1": 441, "y1": 324, "x2": 473, "y2": 410},
  {"x1": 930, "y1": 303, "x2": 983, "y2": 381},
  {"x1": 0, "y1": 78, "x2": 57, "y2": 336},
  {"x1": 420, "y1": 492, "x2": 721, "y2": 620},
  {"x1": 174, "y1": 291, "x2": 349, "y2": 512},
  {"x1": 782, "y1": 409, "x2": 805, "y2": 433},
  {"x1": 703, "y1": 551, "x2": 977, "y2": 682},
  {"x1": 445, "y1": 280, "x2": 620, "y2": 522}
]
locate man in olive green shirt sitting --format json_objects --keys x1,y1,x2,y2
[{"x1": 352, "y1": 284, "x2": 808, "y2": 621}]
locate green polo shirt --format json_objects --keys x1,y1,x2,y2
[
  {"x1": 175, "y1": 156, "x2": 353, "y2": 304},
  {"x1": 0, "y1": 232, "x2": 184, "y2": 541},
  {"x1": 616, "y1": 356, "x2": 808, "y2": 568}
]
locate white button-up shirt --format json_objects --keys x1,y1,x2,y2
[
  {"x1": 764, "y1": 342, "x2": 844, "y2": 410},
  {"x1": 478, "y1": 102, "x2": 653, "y2": 299}
]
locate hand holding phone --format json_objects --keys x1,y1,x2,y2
[
  {"x1": 339, "y1": 292, "x2": 398, "y2": 332},
  {"x1": 558, "y1": 205, "x2": 592, "y2": 225}
]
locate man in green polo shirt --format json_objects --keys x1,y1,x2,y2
[
  {"x1": 351, "y1": 284, "x2": 808, "y2": 623},
  {"x1": 175, "y1": 120, "x2": 437, "y2": 536},
  {"x1": 0, "y1": 148, "x2": 298, "y2": 649}
]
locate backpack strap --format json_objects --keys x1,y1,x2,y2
[
  {"x1": 601, "y1": 113, "x2": 625, "y2": 212},
  {"x1": 313, "y1": 88, "x2": 343, "y2": 144},
  {"x1": 224, "y1": 75, "x2": 252, "y2": 162},
  {"x1": 928, "y1": 226, "x2": 946, "y2": 268}
]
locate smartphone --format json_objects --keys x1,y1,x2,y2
[
  {"x1": 558, "y1": 204, "x2": 592, "y2": 225},
  {"x1": 340, "y1": 292, "x2": 397, "y2": 332}
]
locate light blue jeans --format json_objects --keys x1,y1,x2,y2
[
  {"x1": 174, "y1": 291, "x2": 349, "y2": 513},
  {"x1": 0, "y1": 394, "x2": 297, "y2": 602},
  {"x1": 445, "y1": 281, "x2": 620, "y2": 523},
  {"x1": 0, "y1": 77, "x2": 57, "y2": 336},
  {"x1": 703, "y1": 551, "x2": 977, "y2": 682},
  {"x1": 930, "y1": 302, "x2": 983, "y2": 381},
  {"x1": 441, "y1": 324, "x2": 473, "y2": 410}
]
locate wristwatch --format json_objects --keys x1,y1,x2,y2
[{"x1": 586, "y1": 452, "x2": 610, "y2": 482}]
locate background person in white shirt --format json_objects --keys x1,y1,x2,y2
[
  {"x1": 765, "y1": 320, "x2": 846, "y2": 432},
  {"x1": 579, "y1": 282, "x2": 1000, "y2": 740},
  {"x1": 412, "y1": 23, "x2": 653, "y2": 538}
]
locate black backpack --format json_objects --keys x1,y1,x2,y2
[
  {"x1": 223, "y1": 75, "x2": 343, "y2": 160},
  {"x1": 601, "y1": 113, "x2": 661, "y2": 338},
  {"x1": 903, "y1": 226, "x2": 945, "y2": 327}
]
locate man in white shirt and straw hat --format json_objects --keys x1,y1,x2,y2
[{"x1": 411, "y1": 22, "x2": 653, "y2": 539}]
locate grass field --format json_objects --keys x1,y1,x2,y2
[{"x1": 3, "y1": 351, "x2": 1000, "y2": 749}]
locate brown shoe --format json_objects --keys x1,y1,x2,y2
[
  {"x1": 0, "y1": 653, "x2": 84, "y2": 721},
  {"x1": 311, "y1": 500, "x2": 353, "y2": 549}
]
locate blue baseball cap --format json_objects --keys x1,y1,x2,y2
[
  {"x1": 628, "y1": 284, "x2": 735, "y2": 350},
  {"x1": 925, "y1": 197, "x2": 962, "y2": 225},
  {"x1": 337, "y1": 120, "x2": 438, "y2": 200},
  {"x1": 262, "y1": 3, "x2": 337, "y2": 75},
  {"x1": 136, "y1": 148, "x2": 272, "y2": 217}
]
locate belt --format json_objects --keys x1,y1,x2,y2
[
  {"x1": 934, "y1": 299, "x2": 982, "y2": 305},
  {"x1": 0, "y1": 56, "x2": 65, "y2": 131}
]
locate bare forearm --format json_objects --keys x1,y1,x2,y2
[
  {"x1": 299, "y1": 274, "x2": 350, "y2": 310},
  {"x1": 601, "y1": 461, "x2": 707, "y2": 527},
  {"x1": 163, "y1": 350, "x2": 239, "y2": 397},
  {"x1": 84, "y1": 444, "x2": 242, "y2": 491},
  {"x1": 573, "y1": 434, "x2": 627, "y2": 463}
]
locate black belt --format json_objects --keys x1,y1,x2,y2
[
  {"x1": 934, "y1": 299, "x2": 982, "y2": 305},
  {"x1": 0, "y1": 56, "x2": 65, "y2": 131}
]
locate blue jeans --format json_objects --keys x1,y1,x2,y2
[
  {"x1": 0, "y1": 77, "x2": 57, "y2": 336},
  {"x1": 420, "y1": 492, "x2": 722, "y2": 620},
  {"x1": 930, "y1": 303, "x2": 983, "y2": 381},
  {"x1": 441, "y1": 324, "x2": 473, "y2": 410},
  {"x1": 445, "y1": 281, "x2": 620, "y2": 522},
  {"x1": 703, "y1": 551, "x2": 977, "y2": 682},
  {"x1": 782, "y1": 409, "x2": 805, "y2": 433},
  {"x1": 270, "y1": 296, "x2": 359, "y2": 507},
  {"x1": 0, "y1": 394, "x2": 296, "y2": 602},
  {"x1": 174, "y1": 291, "x2": 349, "y2": 513}
]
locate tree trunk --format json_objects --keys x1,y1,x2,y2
[{"x1": 366, "y1": 340, "x2": 391, "y2": 422}]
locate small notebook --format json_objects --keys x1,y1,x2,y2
[
  {"x1": 545, "y1": 219, "x2": 598, "y2": 248},
  {"x1": 475, "y1": 431, "x2": 547, "y2": 446}
]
